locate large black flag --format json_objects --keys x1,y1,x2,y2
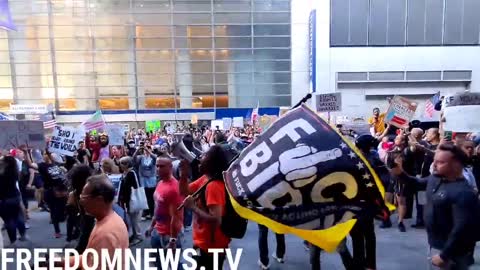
[{"x1": 224, "y1": 105, "x2": 390, "y2": 251}]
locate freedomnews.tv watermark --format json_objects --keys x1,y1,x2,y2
[{"x1": 1, "y1": 248, "x2": 243, "y2": 270}]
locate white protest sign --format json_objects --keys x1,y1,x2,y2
[
  {"x1": 211, "y1": 120, "x2": 224, "y2": 130},
  {"x1": 444, "y1": 92, "x2": 480, "y2": 132},
  {"x1": 385, "y1": 96, "x2": 418, "y2": 129},
  {"x1": 48, "y1": 126, "x2": 82, "y2": 157},
  {"x1": 233, "y1": 117, "x2": 244, "y2": 128},
  {"x1": 316, "y1": 93, "x2": 342, "y2": 112},
  {"x1": 0, "y1": 121, "x2": 45, "y2": 150},
  {"x1": 223, "y1": 118, "x2": 232, "y2": 130},
  {"x1": 106, "y1": 124, "x2": 125, "y2": 146}
]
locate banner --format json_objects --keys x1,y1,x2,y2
[
  {"x1": 444, "y1": 92, "x2": 480, "y2": 132},
  {"x1": 233, "y1": 117, "x2": 244, "y2": 128},
  {"x1": 258, "y1": 115, "x2": 278, "y2": 132},
  {"x1": 316, "y1": 93, "x2": 341, "y2": 112},
  {"x1": 385, "y1": 96, "x2": 418, "y2": 128},
  {"x1": 0, "y1": 121, "x2": 45, "y2": 150},
  {"x1": 48, "y1": 126, "x2": 82, "y2": 157},
  {"x1": 106, "y1": 124, "x2": 125, "y2": 146},
  {"x1": 224, "y1": 104, "x2": 389, "y2": 252},
  {"x1": 9, "y1": 104, "x2": 52, "y2": 115}
]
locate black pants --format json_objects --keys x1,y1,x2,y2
[
  {"x1": 66, "y1": 204, "x2": 80, "y2": 242},
  {"x1": 193, "y1": 246, "x2": 226, "y2": 270},
  {"x1": 144, "y1": 187, "x2": 155, "y2": 217},
  {"x1": 309, "y1": 240, "x2": 354, "y2": 270},
  {"x1": 350, "y1": 218, "x2": 376, "y2": 269},
  {"x1": 44, "y1": 189, "x2": 67, "y2": 234},
  {"x1": 0, "y1": 196, "x2": 26, "y2": 244},
  {"x1": 414, "y1": 192, "x2": 424, "y2": 225},
  {"x1": 258, "y1": 224, "x2": 285, "y2": 266}
]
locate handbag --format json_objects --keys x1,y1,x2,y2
[{"x1": 129, "y1": 170, "x2": 149, "y2": 212}]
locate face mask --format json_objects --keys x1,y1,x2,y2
[{"x1": 129, "y1": 143, "x2": 135, "y2": 148}]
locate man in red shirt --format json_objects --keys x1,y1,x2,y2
[
  {"x1": 180, "y1": 145, "x2": 231, "y2": 269},
  {"x1": 146, "y1": 156, "x2": 184, "y2": 267}
]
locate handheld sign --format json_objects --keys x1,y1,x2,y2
[
  {"x1": 224, "y1": 104, "x2": 390, "y2": 252},
  {"x1": 223, "y1": 118, "x2": 232, "y2": 130},
  {"x1": 0, "y1": 121, "x2": 45, "y2": 150},
  {"x1": 233, "y1": 117, "x2": 244, "y2": 128},
  {"x1": 444, "y1": 92, "x2": 480, "y2": 132},
  {"x1": 385, "y1": 96, "x2": 418, "y2": 129},
  {"x1": 106, "y1": 124, "x2": 125, "y2": 146},
  {"x1": 48, "y1": 126, "x2": 82, "y2": 157},
  {"x1": 316, "y1": 93, "x2": 342, "y2": 112}
]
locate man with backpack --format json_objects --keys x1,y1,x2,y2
[
  {"x1": 391, "y1": 143, "x2": 478, "y2": 270},
  {"x1": 179, "y1": 145, "x2": 247, "y2": 269}
]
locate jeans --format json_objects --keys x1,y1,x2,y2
[
  {"x1": 0, "y1": 196, "x2": 26, "y2": 244},
  {"x1": 350, "y1": 218, "x2": 376, "y2": 269},
  {"x1": 429, "y1": 248, "x2": 470, "y2": 270},
  {"x1": 258, "y1": 224, "x2": 285, "y2": 266},
  {"x1": 44, "y1": 189, "x2": 67, "y2": 234},
  {"x1": 151, "y1": 230, "x2": 183, "y2": 269},
  {"x1": 309, "y1": 239, "x2": 354, "y2": 270},
  {"x1": 184, "y1": 209, "x2": 193, "y2": 228}
]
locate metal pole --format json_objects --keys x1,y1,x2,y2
[{"x1": 47, "y1": 0, "x2": 60, "y2": 112}]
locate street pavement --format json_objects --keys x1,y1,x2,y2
[{"x1": 2, "y1": 203, "x2": 480, "y2": 270}]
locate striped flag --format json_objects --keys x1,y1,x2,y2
[
  {"x1": 80, "y1": 110, "x2": 106, "y2": 131},
  {"x1": 425, "y1": 92, "x2": 441, "y2": 118},
  {"x1": 32, "y1": 113, "x2": 57, "y2": 129}
]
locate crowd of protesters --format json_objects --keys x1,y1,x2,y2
[{"x1": 1, "y1": 106, "x2": 480, "y2": 270}]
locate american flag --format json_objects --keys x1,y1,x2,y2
[
  {"x1": 80, "y1": 110, "x2": 105, "y2": 131},
  {"x1": 32, "y1": 113, "x2": 57, "y2": 129},
  {"x1": 250, "y1": 102, "x2": 259, "y2": 125},
  {"x1": 425, "y1": 92, "x2": 441, "y2": 118}
]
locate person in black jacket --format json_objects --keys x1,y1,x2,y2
[{"x1": 391, "y1": 143, "x2": 477, "y2": 270}]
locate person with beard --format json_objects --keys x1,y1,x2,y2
[
  {"x1": 391, "y1": 143, "x2": 478, "y2": 269},
  {"x1": 22, "y1": 148, "x2": 68, "y2": 238},
  {"x1": 96, "y1": 133, "x2": 111, "y2": 164}
]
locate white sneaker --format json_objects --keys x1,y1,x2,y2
[
  {"x1": 257, "y1": 259, "x2": 270, "y2": 270},
  {"x1": 272, "y1": 253, "x2": 285, "y2": 263}
]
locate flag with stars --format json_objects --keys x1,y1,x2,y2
[
  {"x1": 224, "y1": 104, "x2": 390, "y2": 252},
  {"x1": 0, "y1": 0, "x2": 16, "y2": 31}
]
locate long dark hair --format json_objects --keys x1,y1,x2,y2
[
  {"x1": 1, "y1": 156, "x2": 19, "y2": 183},
  {"x1": 200, "y1": 145, "x2": 229, "y2": 180},
  {"x1": 68, "y1": 165, "x2": 93, "y2": 196}
]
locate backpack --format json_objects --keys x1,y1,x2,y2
[{"x1": 199, "y1": 178, "x2": 248, "y2": 239}]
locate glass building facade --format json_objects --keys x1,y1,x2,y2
[{"x1": 0, "y1": 0, "x2": 292, "y2": 112}]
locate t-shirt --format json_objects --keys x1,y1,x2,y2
[
  {"x1": 368, "y1": 113, "x2": 386, "y2": 135},
  {"x1": 189, "y1": 175, "x2": 230, "y2": 251},
  {"x1": 37, "y1": 163, "x2": 65, "y2": 190},
  {"x1": 154, "y1": 177, "x2": 184, "y2": 236},
  {"x1": 67, "y1": 211, "x2": 129, "y2": 269}
]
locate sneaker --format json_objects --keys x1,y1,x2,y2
[
  {"x1": 19, "y1": 235, "x2": 30, "y2": 242},
  {"x1": 257, "y1": 259, "x2": 270, "y2": 270},
  {"x1": 398, "y1": 222, "x2": 406, "y2": 232},
  {"x1": 141, "y1": 217, "x2": 147, "y2": 221},
  {"x1": 25, "y1": 223, "x2": 30, "y2": 230},
  {"x1": 379, "y1": 219, "x2": 392, "y2": 229},
  {"x1": 411, "y1": 223, "x2": 425, "y2": 229},
  {"x1": 54, "y1": 233, "x2": 62, "y2": 239},
  {"x1": 272, "y1": 253, "x2": 285, "y2": 263},
  {"x1": 184, "y1": 225, "x2": 192, "y2": 232},
  {"x1": 303, "y1": 241, "x2": 310, "y2": 251}
]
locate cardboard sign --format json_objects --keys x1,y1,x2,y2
[
  {"x1": 146, "y1": 120, "x2": 162, "y2": 133},
  {"x1": 211, "y1": 120, "x2": 224, "y2": 130},
  {"x1": 258, "y1": 115, "x2": 278, "y2": 132},
  {"x1": 224, "y1": 104, "x2": 390, "y2": 252},
  {"x1": 48, "y1": 126, "x2": 82, "y2": 157},
  {"x1": 385, "y1": 96, "x2": 418, "y2": 128},
  {"x1": 106, "y1": 124, "x2": 125, "y2": 146},
  {"x1": 444, "y1": 92, "x2": 480, "y2": 132},
  {"x1": 316, "y1": 93, "x2": 342, "y2": 112},
  {"x1": 223, "y1": 118, "x2": 232, "y2": 130},
  {"x1": 0, "y1": 121, "x2": 45, "y2": 150},
  {"x1": 233, "y1": 117, "x2": 244, "y2": 128}
]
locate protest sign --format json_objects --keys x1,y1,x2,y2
[
  {"x1": 316, "y1": 93, "x2": 342, "y2": 112},
  {"x1": 385, "y1": 96, "x2": 418, "y2": 128},
  {"x1": 444, "y1": 92, "x2": 480, "y2": 132},
  {"x1": 233, "y1": 117, "x2": 244, "y2": 128},
  {"x1": 191, "y1": 114, "x2": 198, "y2": 125},
  {"x1": 0, "y1": 121, "x2": 45, "y2": 150},
  {"x1": 211, "y1": 120, "x2": 224, "y2": 130},
  {"x1": 48, "y1": 126, "x2": 82, "y2": 157},
  {"x1": 107, "y1": 174, "x2": 122, "y2": 202},
  {"x1": 224, "y1": 104, "x2": 391, "y2": 252},
  {"x1": 223, "y1": 118, "x2": 232, "y2": 130},
  {"x1": 258, "y1": 115, "x2": 278, "y2": 132},
  {"x1": 106, "y1": 124, "x2": 125, "y2": 146},
  {"x1": 146, "y1": 120, "x2": 162, "y2": 133}
]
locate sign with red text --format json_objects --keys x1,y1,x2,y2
[{"x1": 385, "y1": 96, "x2": 418, "y2": 128}]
